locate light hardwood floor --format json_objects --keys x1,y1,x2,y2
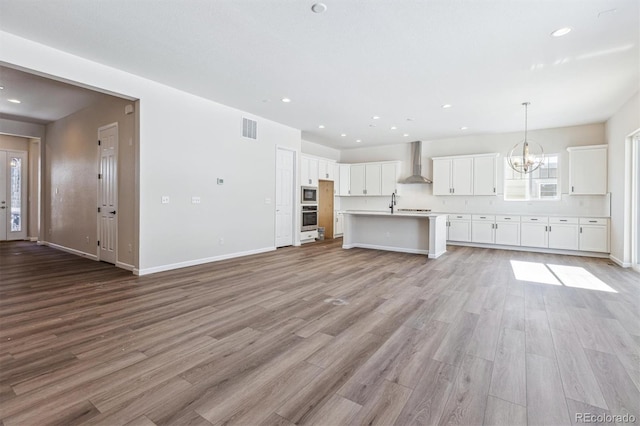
[{"x1": 1, "y1": 239, "x2": 639, "y2": 426}]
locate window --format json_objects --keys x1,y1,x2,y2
[{"x1": 504, "y1": 154, "x2": 560, "y2": 201}]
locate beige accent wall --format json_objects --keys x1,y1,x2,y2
[{"x1": 44, "y1": 95, "x2": 136, "y2": 266}]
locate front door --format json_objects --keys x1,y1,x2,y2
[
  {"x1": 97, "y1": 124, "x2": 118, "y2": 264},
  {"x1": 275, "y1": 148, "x2": 294, "y2": 247},
  {"x1": 0, "y1": 150, "x2": 28, "y2": 241}
]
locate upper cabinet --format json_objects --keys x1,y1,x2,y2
[
  {"x1": 301, "y1": 155, "x2": 319, "y2": 186},
  {"x1": 381, "y1": 162, "x2": 398, "y2": 195},
  {"x1": 318, "y1": 158, "x2": 335, "y2": 181},
  {"x1": 473, "y1": 155, "x2": 499, "y2": 196},
  {"x1": 350, "y1": 163, "x2": 382, "y2": 195},
  {"x1": 433, "y1": 153, "x2": 498, "y2": 196},
  {"x1": 337, "y1": 161, "x2": 399, "y2": 196},
  {"x1": 567, "y1": 145, "x2": 607, "y2": 195},
  {"x1": 338, "y1": 164, "x2": 351, "y2": 195}
]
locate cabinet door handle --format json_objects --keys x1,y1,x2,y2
[
  {"x1": 493, "y1": 187, "x2": 496, "y2": 193},
  {"x1": 531, "y1": 219, "x2": 538, "y2": 221},
  {"x1": 572, "y1": 186, "x2": 574, "y2": 192},
  {"x1": 580, "y1": 227, "x2": 583, "y2": 233},
  {"x1": 480, "y1": 216, "x2": 486, "y2": 219},
  {"x1": 560, "y1": 219, "x2": 567, "y2": 222},
  {"x1": 549, "y1": 226, "x2": 551, "y2": 232},
  {"x1": 589, "y1": 220, "x2": 597, "y2": 223},
  {"x1": 495, "y1": 223, "x2": 498, "y2": 229},
  {"x1": 545, "y1": 226, "x2": 548, "y2": 232}
]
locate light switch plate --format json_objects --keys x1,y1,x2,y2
[
  {"x1": 217, "y1": 178, "x2": 224, "y2": 185},
  {"x1": 192, "y1": 196, "x2": 201, "y2": 204}
]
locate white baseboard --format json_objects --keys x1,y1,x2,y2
[
  {"x1": 609, "y1": 255, "x2": 632, "y2": 268},
  {"x1": 343, "y1": 243, "x2": 429, "y2": 256},
  {"x1": 428, "y1": 249, "x2": 447, "y2": 259},
  {"x1": 116, "y1": 261, "x2": 135, "y2": 272},
  {"x1": 135, "y1": 246, "x2": 276, "y2": 276},
  {"x1": 447, "y1": 242, "x2": 610, "y2": 259},
  {"x1": 43, "y1": 241, "x2": 98, "y2": 261}
]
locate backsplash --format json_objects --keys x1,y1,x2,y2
[{"x1": 339, "y1": 185, "x2": 610, "y2": 217}]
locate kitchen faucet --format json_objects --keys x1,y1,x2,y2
[{"x1": 389, "y1": 192, "x2": 396, "y2": 214}]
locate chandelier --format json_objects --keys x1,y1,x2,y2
[{"x1": 507, "y1": 102, "x2": 544, "y2": 174}]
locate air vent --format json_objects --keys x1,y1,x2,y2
[{"x1": 242, "y1": 117, "x2": 257, "y2": 139}]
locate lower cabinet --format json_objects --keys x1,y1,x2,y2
[
  {"x1": 447, "y1": 214, "x2": 471, "y2": 242},
  {"x1": 548, "y1": 217, "x2": 579, "y2": 250},
  {"x1": 520, "y1": 216, "x2": 549, "y2": 248},
  {"x1": 447, "y1": 213, "x2": 609, "y2": 255},
  {"x1": 334, "y1": 211, "x2": 344, "y2": 236},
  {"x1": 494, "y1": 216, "x2": 520, "y2": 246},
  {"x1": 579, "y1": 218, "x2": 609, "y2": 252}
]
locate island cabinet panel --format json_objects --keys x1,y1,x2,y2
[{"x1": 568, "y1": 145, "x2": 607, "y2": 195}]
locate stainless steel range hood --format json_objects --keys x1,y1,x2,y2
[{"x1": 402, "y1": 141, "x2": 432, "y2": 184}]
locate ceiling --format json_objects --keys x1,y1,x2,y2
[{"x1": 0, "y1": 0, "x2": 638, "y2": 148}]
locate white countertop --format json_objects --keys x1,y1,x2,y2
[{"x1": 342, "y1": 210, "x2": 446, "y2": 218}]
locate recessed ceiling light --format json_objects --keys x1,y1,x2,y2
[
  {"x1": 460, "y1": 126, "x2": 468, "y2": 130},
  {"x1": 355, "y1": 139, "x2": 362, "y2": 143},
  {"x1": 372, "y1": 116, "x2": 380, "y2": 120},
  {"x1": 403, "y1": 133, "x2": 410, "y2": 137},
  {"x1": 7, "y1": 99, "x2": 21, "y2": 104},
  {"x1": 0, "y1": 86, "x2": 4, "y2": 90},
  {"x1": 341, "y1": 133, "x2": 347, "y2": 137},
  {"x1": 390, "y1": 126, "x2": 397, "y2": 130},
  {"x1": 281, "y1": 97, "x2": 291, "y2": 103},
  {"x1": 318, "y1": 125, "x2": 325, "y2": 129},
  {"x1": 441, "y1": 104, "x2": 452, "y2": 109},
  {"x1": 551, "y1": 27, "x2": 572, "y2": 37},
  {"x1": 311, "y1": 3, "x2": 327, "y2": 13}
]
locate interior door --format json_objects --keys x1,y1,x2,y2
[
  {"x1": 0, "y1": 150, "x2": 28, "y2": 241},
  {"x1": 275, "y1": 148, "x2": 294, "y2": 247},
  {"x1": 97, "y1": 124, "x2": 118, "y2": 264}
]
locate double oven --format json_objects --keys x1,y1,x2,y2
[{"x1": 301, "y1": 186, "x2": 318, "y2": 231}]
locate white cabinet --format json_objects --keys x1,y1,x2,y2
[
  {"x1": 381, "y1": 162, "x2": 398, "y2": 195},
  {"x1": 301, "y1": 155, "x2": 319, "y2": 186},
  {"x1": 473, "y1": 155, "x2": 499, "y2": 196},
  {"x1": 495, "y1": 216, "x2": 520, "y2": 246},
  {"x1": 318, "y1": 159, "x2": 335, "y2": 181},
  {"x1": 471, "y1": 215, "x2": 495, "y2": 244},
  {"x1": 349, "y1": 163, "x2": 382, "y2": 196},
  {"x1": 338, "y1": 164, "x2": 350, "y2": 195},
  {"x1": 433, "y1": 157, "x2": 473, "y2": 195},
  {"x1": 334, "y1": 211, "x2": 344, "y2": 236},
  {"x1": 548, "y1": 217, "x2": 579, "y2": 250},
  {"x1": 433, "y1": 153, "x2": 498, "y2": 196},
  {"x1": 567, "y1": 145, "x2": 607, "y2": 195},
  {"x1": 447, "y1": 214, "x2": 471, "y2": 242},
  {"x1": 579, "y1": 218, "x2": 609, "y2": 252},
  {"x1": 520, "y1": 216, "x2": 549, "y2": 248}
]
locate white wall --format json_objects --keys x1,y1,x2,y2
[
  {"x1": 301, "y1": 139, "x2": 340, "y2": 160},
  {"x1": 339, "y1": 123, "x2": 610, "y2": 218},
  {"x1": 1, "y1": 31, "x2": 301, "y2": 274},
  {"x1": 605, "y1": 91, "x2": 639, "y2": 266}
]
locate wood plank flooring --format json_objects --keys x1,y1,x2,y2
[{"x1": 1, "y1": 239, "x2": 639, "y2": 425}]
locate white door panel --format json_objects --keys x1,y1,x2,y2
[
  {"x1": 98, "y1": 124, "x2": 118, "y2": 264},
  {"x1": 0, "y1": 150, "x2": 28, "y2": 241}
]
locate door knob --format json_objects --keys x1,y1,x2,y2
[
  {"x1": 0, "y1": 206, "x2": 5, "y2": 209},
  {"x1": 110, "y1": 210, "x2": 117, "y2": 215}
]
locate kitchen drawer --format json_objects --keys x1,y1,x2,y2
[
  {"x1": 579, "y1": 218, "x2": 608, "y2": 225},
  {"x1": 521, "y1": 216, "x2": 548, "y2": 223},
  {"x1": 496, "y1": 215, "x2": 520, "y2": 222},
  {"x1": 472, "y1": 215, "x2": 495, "y2": 222},
  {"x1": 549, "y1": 217, "x2": 578, "y2": 225},
  {"x1": 449, "y1": 214, "x2": 471, "y2": 220},
  {"x1": 301, "y1": 230, "x2": 318, "y2": 241}
]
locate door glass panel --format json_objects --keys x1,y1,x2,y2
[{"x1": 10, "y1": 157, "x2": 22, "y2": 232}]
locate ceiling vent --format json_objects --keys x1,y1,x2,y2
[{"x1": 242, "y1": 117, "x2": 257, "y2": 139}]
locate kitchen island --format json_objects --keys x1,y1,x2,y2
[{"x1": 342, "y1": 210, "x2": 447, "y2": 259}]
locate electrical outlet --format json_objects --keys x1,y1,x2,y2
[
  {"x1": 86, "y1": 236, "x2": 90, "y2": 244},
  {"x1": 161, "y1": 196, "x2": 170, "y2": 204},
  {"x1": 128, "y1": 244, "x2": 132, "y2": 253},
  {"x1": 191, "y1": 196, "x2": 201, "y2": 204},
  {"x1": 217, "y1": 178, "x2": 224, "y2": 185}
]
